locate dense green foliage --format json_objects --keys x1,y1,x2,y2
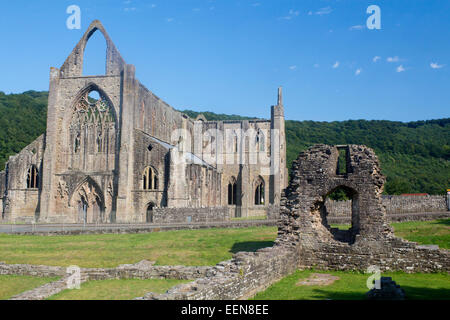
[
  {"x1": 0, "y1": 91, "x2": 48, "y2": 170},
  {"x1": 0, "y1": 91, "x2": 448, "y2": 194}
]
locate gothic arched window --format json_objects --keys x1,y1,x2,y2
[
  {"x1": 26, "y1": 165, "x2": 39, "y2": 189},
  {"x1": 143, "y1": 166, "x2": 159, "y2": 190},
  {"x1": 70, "y1": 88, "x2": 116, "y2": 156},
  {"x1": 228, "y1": 177, "x2": 237, "y2": 205},
  {"x1": 256, "y1": 129, "x2": 265, "y2": 152},
  {"x1": 254, "y1": 177, "x2": 265, "y2": 205}
]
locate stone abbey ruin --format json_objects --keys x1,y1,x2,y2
[
  {"x1": 136, "y1": 144, "x2": 449, "y2": 300},
  {"x1": 0, "y1": 20, "x2": 288, "y2": 224},
  {"x1": 0, "y1": 21, "x2": 448, "y2": 300}
]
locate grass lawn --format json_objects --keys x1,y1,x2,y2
[
  {"x1": 48, "y1": 279, "x2": 190, "y2": 300},
  {"x1": 252, "y1": 269, "x2": 450, "y2": 300},
  {"x1": 0, "y1": 275, "x2": 59, "y2": 300},
  {"x1": 0, "y1": 227, "x2": 277, "y2": 268},
  {"x1": 0, "y1": 219, "x2": 447, "y2": 268},
  {"x1": 391, "y1": 219, "x2": 450, "y2": 249},
  {"x1": 332, "y1": 219, "x2": 449, "y2": 249}
]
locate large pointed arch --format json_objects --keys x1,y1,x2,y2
[
  {"x1": 60, "y1": 20, "x2": 126, "y2": 77},
  {"x1": 66, "y1": 82, "x2": 119, "y2": 158}
]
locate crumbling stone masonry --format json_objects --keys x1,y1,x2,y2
[
  {"x1": 137, "y1": 144, "x2": 448, "y2": 300},
  {"x1": 276, "y1": 144, "x2": 449, "y2": 272}
]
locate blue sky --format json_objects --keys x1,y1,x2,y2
[{"x1": 0, "y1": 0, "x2": 449, "y2": 122}]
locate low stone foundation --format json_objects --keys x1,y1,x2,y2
[{"x1": 138, "y1": 245, "x2": 299, "y2": 300}]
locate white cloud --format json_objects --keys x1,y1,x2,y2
[
  {"x1": 332, "y1": 61, "x2": 340, "y2": 69},
  {"x1": 124, "y1": 7, "x2": 136, "y2": 12},
  {"x1": 355, "y1": 68, "x2": 362, "y2": 76},
  {"x1": 396, "y1": 65, "x2": 406, "y2": 73},
  {"x1": 349, "y1": 25, "x2": 365, "y2": 31},
  {"x1": 166, "y1": 18, "x2": 174, "y2": 22},
  {"x1": 313, "y1": 64, "x2": 320, "y2": 68},
  {"x1": 280, "y1": 9, "x2": 300, "y2": 20},
  {"x1": 387, "y1": 56, "x2": 400, "y2": 63},
  {"x1": 252, "y1": 3, "x2": 261, "y2": 7},
  {"x1": 289, "y1": 65, "x2": 297, "y2": 70},
  {"x1": 373, "y1": 56, "x2": 381, "y2": 63},
  {"x1": 430, "y1": 62, "x2": 445, "y2": 69},
  {"x1": 316, "y1": 6, "x2": 333, "y2": 15}
]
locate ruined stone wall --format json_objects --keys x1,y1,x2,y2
[
  {"x1": 0, "y1": 170, "x2": 6, "y2": 219},
  {"x1": 326, "y1": 195, "x2": 448, "y2": 217},
  {"x1": 382, "y1": 195, "x2": 448, "y2": 213},
  {"x1": 185, "y1": 164, "x2": 221, "y2": 208},
  {"x1": 212, "y1": 120, "x2": 276, "y2": 218},
  {"x1": 139, "y1": 245, "x2": 299, "y2": 300},
  {"x1": 136, "y1": 84, "x2": 193, "y2": 150},
  {"x1": 131, "y1": 130, "x2": 169, "y2": 220},
  {"x1": 151, "y1": 207, "x2": 229, "y2": 224},
  {"x1": 277, "y1": 144, "x2": 449, "y2": 273},
  {"x1": 2, "y1": 135, "x2": 45, "y2": 222}
]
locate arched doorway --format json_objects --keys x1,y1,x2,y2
[
  {"x1": 321, "y1": 185, "x2": 360, "y2": 244},
  {"x1": 146, "y1": 203, "x2": 155, "y2": 223},
  {"x1": 71, "y1": 178, "x2": 105, "y2": 224}
]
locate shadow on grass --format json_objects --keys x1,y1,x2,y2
[
  {"x1": 307, "y1": 289, "x2": 365, "y2": 300},
  {"x1": 230, "y1": 241, "x2": 274, "y2": 254},
  {"x1": 401, "y1": 286, "x2": 450, "y2": 300},
  {"x1": 310, "y1": 286, "x2": 450, "y2": 300},
  {"x1": 434, "y1": 219, "x2": 450, "y2": 226}
]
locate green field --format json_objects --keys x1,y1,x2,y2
[
  {"x1": 0, "y1": 227, "x2": 276, "y2": 268},
  {"x1": 0, "y1": 275, "x2": 58, "y2": 300},
  {"x1": 391, "y1": 219, "x2": 450, "y2": 249},
  {"x1": 332, "y1": 219, "x2": 450, "y2": 249},
  {"x1": 48, "y1": 279, "x2": 190, "y2": 300},
  {"x1": 0, "y1": 220, "x2": 448, "y2": 300},
  {"x1": 0, "y1": 220, "x2": 448, "y2": 268},
  {"x1": 252, "y1": 269, "x2": 450, "y2": 300}
]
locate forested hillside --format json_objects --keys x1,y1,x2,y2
[
  {"x1": 0, "y1": 91, "x2": 448, "y2": 195},
  {"x1": 0, "y1": 91, "x2": 48, "y2": 169},
  {"x1": 181, "y1": 112, "x2": 450, "y2": 195}
]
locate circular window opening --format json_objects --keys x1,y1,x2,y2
[
  {"x1": 321, "y1": 186, "x2": 360, "y2": 244},
  {"x1": 88, "y1": 90, "x2": 101, "y2": 102}
]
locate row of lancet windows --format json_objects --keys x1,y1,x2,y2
[
  {"x1": 26, "y1": 165, "x2": 39, "y2": 189},
  {"x1": 142, "y1": 166, "x2": 159, "y2": 190},
  {"x1": 227, "y1": 177, "x2": 265, "y2": 206}
]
